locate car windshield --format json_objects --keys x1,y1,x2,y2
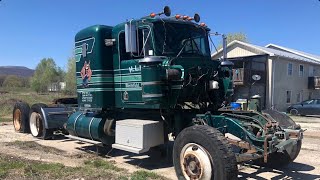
[{"x1": 153, "y1": 21, "x2": 210, "y2": 57}]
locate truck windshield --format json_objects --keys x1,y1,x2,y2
[{"x1": 153, "y1": 21, "x2": 210, "y2": 57}]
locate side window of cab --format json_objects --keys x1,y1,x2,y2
[{"x1": 118, "y1": 28, "x2": 151, "y2": 61}]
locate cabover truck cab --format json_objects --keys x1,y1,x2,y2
[{"x1": 13, "y1": 6, "x2": 303, "y2": 180}]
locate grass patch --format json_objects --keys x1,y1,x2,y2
[
  {"x1": 0, "y1": 154, "x2": 127, "y2": 180},
  {"x1": 0, "y1": 117, "x2": 11, "y2": 123},
  {"x1": 84, "y1": 158, "x2": 123, "y2": 171},
  {"x1": 131, "y1": 170, "x2": 167, "y2": 180},
  {"x1": 0, "y1": 153, "x2": 166, "y2": 180},
  {"x1": 0, "y1": 89, "x2": 69, "y2": 118},
  {"x1": 5, "y1": 141, "x2": 65, "y2": 155}
]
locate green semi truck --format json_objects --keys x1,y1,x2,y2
[{"x1": 12, "y1": 6, "x2": 303, "y2": 180}]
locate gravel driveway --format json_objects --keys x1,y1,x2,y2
[{"x1": 0, "y1": 115, "x2": 319, "y2": 180}]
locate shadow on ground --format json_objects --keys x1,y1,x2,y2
[
  {"x1": 69, "y1": 140, "x2": 174, "y2": 170},
  {"x1": 50, "y1": 135, "x2": 319, "y2": 179},
  {"x1": 239, "y1": 162, "x2": 320, "y2": 180}
]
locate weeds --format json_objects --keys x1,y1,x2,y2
[
  {"x1": 0, "y1": 153, "x2": 166, "y2": 180},
  {"x1": 131, "y1": 170, "x2": 167, "y2": 180},
  {"x1": 83, "y1": 158, "x2": 123, "y2": 171},
  {"x1": 5, "y1": 141, "x2": 65, "y2": 155},
  {"x1": 0, "y1": 89, "x2": 69, "y2": 119},
  {"x1": 0, "y1": 117, "x2": 11, "y2": 123}
]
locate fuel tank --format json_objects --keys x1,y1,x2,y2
[{"x1": 66, "y1": 111, "x2": 114, "y2": 145}]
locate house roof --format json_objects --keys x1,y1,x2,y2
[
  {"x1": 211, "y1": 40, "x2": 320, "y2": 65},
  {"x1": 265, "y1": 44, "x2": 320, "y2": 61}
]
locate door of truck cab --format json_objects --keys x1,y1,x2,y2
[{"x1": 117, "y1": 26, "x2": 152, "y2": 104}]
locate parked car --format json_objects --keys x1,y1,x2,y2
[{"x1": 287, "y1": 99, "x2": 320, "y2": 116}]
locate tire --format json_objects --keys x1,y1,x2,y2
[
  {"x1": 12, "y1": 101, "x2": 30, "y2": 133},
  {"x1": 173, "y1": 125, "x2": 238, "y2": 180},
  {"x1": 290, "y1": 109, "x2": 298, "y2": 116},
  {"x1": 29, "y1": 103, "x2": 53, "y2": 140}
]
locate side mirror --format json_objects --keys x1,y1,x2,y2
[{"x1": 125, "y1": 21, "x2": 137, "y2": 53}]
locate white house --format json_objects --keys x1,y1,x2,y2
[{"x1": 212, "y1": 40, "x2": 320, "y2": 111}]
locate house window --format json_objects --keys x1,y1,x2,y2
[
  {"x1": 296, "y1": 92, "x2": 302, "y2": 103},
  {"x1": 286, "y1": 90, "x2": 292, "y2": 103},
  {"x1": 309, "y1": 66, "x2": 314, "y2": 77},
  {"x1": 287, "y1": 63, "x2": 293, "y2": 76},
  {"x1": 299, "y1": 65, "x2": 304, "y2": 77}
]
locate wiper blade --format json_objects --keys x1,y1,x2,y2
[
  {"x1": 191, "y1": 38, "x2": 204, "y2": 57},
  {"x1": 167, "y1": 39, "x2": 189, "y2": 65},
  {"x1": 175, "y1": 38, "x2": 190, "y2": 58}
]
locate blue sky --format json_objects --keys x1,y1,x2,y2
[{"x1": 0, "y1": 0, "x2": 319, "y2": 69}]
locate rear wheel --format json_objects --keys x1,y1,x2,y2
[
  {"x1": 173, "y1": 125, "x2": 238, "y2": 180},
  {"x1": 29, "y1": 103, "x2": 53, "y2": 140},
  {"x1": 12, "y1": 102, "x2": 30, "y2": 133}
]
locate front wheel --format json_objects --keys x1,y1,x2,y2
[{"x1": 173, "y1": 125, "x2": 238, "y2": 180}]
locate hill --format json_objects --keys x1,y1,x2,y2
[{"x1": 0, "y1": 66, "x2": 34, "y2": 77}]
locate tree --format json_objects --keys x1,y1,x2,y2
[
  {"x1": 0, "y1": 75, "x2": 6, "y2": 87},
  {"x1": 21, "y1": 77, "x2": 31, "y2": 88},
  {"x1": 217, "y1": 32, "x2": 248, "y2": 49},
  {"x1": 2, "y1": 75, "x2": 23, "y2": 88},
  {"x1": 31, "y1": 58, "x2": 63, "y2": 93},
  {"x1": 64, "y1": 57, "x2": 76, "y2": 95}
]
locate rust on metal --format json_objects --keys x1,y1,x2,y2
[
  {"x1": 226, "y1": 138, "x2": 257, "y2": 153},
  {"x1": 263, "y1": 136, "x2": 269, "y2": 163},
  {"x1": 183, "y1": 154, "x2": 202, "y2": 179}
]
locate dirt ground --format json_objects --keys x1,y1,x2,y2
[{"x1": 0, "y1": 116, "x2": 320, "y2": 180}]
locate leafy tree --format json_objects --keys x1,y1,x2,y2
[
  {"x1": 31, "y1": 58, "x2": 63, "y2": 93},
  {"x1": 2, "y1": 75, "x2": 23, "y2": 88},
  {"x1": 21, "y1": 77, "x2": 31, "y2": 88},
  {"x1": 217, "y1": 32, "x2": 248, "y2": 49},
  {"x1": 63, "y1": 57, "x2": 76, "y2": 95},
  {"x1": 0, "y1": 75, "x2": 6, "y2": 87}
]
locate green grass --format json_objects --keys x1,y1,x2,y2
[
  {"x1": 83, "y1": 158, "x2": 123, "y2": 171},
  {"x1": 0, "y1": 153, "x2": 166, "y2": 180},
  {"x1": 131, "y1": 170, "x2": 166, "y2": 180},
  {"x1": 0, "y1": 154, "x2": 118, "y2": 180},
  {"x1": 0, "y1": 117, "x2": 11, "y2": 123},
  {"x1": 6, "y1": 141, "x2": 66, "y2": 155}
]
